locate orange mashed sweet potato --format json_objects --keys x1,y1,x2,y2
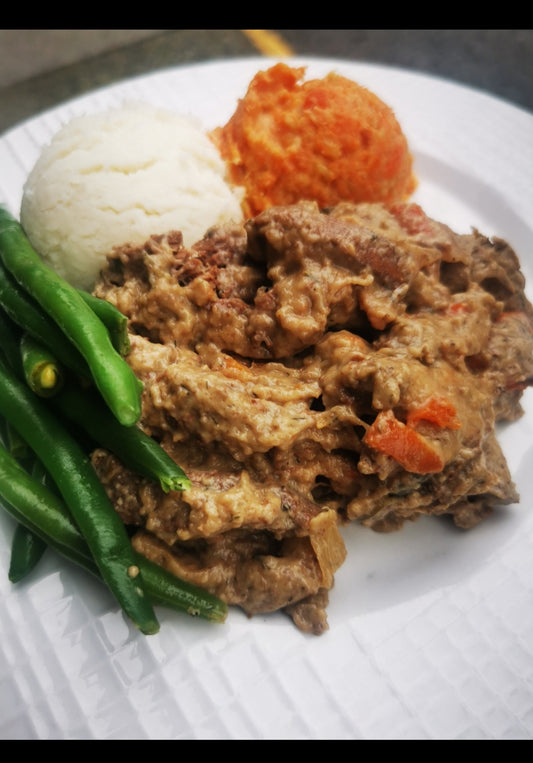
[{"x1": 211, "y1": 63, "x2": 417, "y2": 218}]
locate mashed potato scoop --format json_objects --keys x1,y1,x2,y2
[{"x1": 20, "y1": 103, "x2": 244, "y2": 291}]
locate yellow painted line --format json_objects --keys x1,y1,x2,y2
[{"x1": 242, "y1": 29, "x2": 294, "y2": 57}]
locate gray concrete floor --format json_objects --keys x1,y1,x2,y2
[
  {"x1": 0, "y1": 29, "x2": 532, "y2": 135},
  {"x1": 0, "y1": 30, "x2": 167, "y2": 88}
]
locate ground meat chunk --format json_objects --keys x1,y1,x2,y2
[{"x1": 92, "y1": 200, "x2": 533, "y2": 633}]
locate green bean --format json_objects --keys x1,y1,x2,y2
[
  {"x1": 0, "y1": 308, "x2": 23, "y2": 375},
  {"x1": 53, "y1": 382, "x2": 191, "y2": 492},
  {"x1": 0, "y1": 207, "x2": 141, "y2": 426},
  {"x1": 20, "y1": 333, "x2": 64, "y2": 397},
  {"x1": 139, "y1": 557, "x2": 228, "y2": 622},
  {"x1": 0, "y1": 443, "x2": 89, "y2": 559},
  {"x1": 76, "y1": 290, "x2": 131, "y2": 356},
  {"x1": 1, "y1": 419, "x2": 30, "y2": 461},
  {"x1": 0, "y1": 260, "x2": 88, "y2": 378},
  {"x1": 0, "y1": 400, "x2": 46, "y2": 583},
  {"x1": 4, "y1": 443, "x2": 49, "y2": 584},
  {"x1": 0, "y1": 313, "x2": 28, "y2": 460},
  {"x1": 0, "y1": 395, "x2": 31, "y2": 467},
  {"x1": 0, "y1": 442, "x2": 227, "y2": 623},
  {"x1": 7, "y1": 457, "x2": 64, "y2": 585},
  {"x1": 8, "y1": 522, "x2": 47, "y2": 583},
  {"x1": 0, "y1": 355, "x2": 159, "y2": 634},
  {"x1": 2, "y1": 492, "x2": 101, "y2": 578}
]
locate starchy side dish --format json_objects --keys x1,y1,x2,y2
[
  {"x1": 20, "y1": 104, "x2": 244, "y2": 291},
  {"x1": 211, "y1": 63, "x2": 416, "y2": 217},
  {"x1": 91, "y1": 200, "x2": 533, "y2": 634},
  {"x1": 1, "y1": 66, "x2": 532, "y2": 636}
]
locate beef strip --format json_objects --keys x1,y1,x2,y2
[{"x1": 92, "y1": 200, "x2": 533, "y2": 633}]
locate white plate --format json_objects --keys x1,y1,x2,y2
[{"x1": 0, "y1": 57, "x2": 532, "y2": 740}]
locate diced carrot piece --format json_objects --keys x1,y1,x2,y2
[
  {"x1": 407, "y1": 395, "x2": 461, "y2": 430},
  {"x1": 218, "y1": 354, "x2": 254, "y2": 380},
  {"x1": 447, "y1": 302, "x2": 471, "y2": 315},
  {"x1": 388, "y1": 202, "x2": 435, "y2": 235},
  {"x1": 365, "y1": 409, "x2": 444, "y2": 474}
]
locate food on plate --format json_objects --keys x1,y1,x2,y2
[
  {"x1": 211, "y1": 63, "x2": 416, "y2": 217},
  {"x1": 0, "y1": 338, "x2": 160, "y2": 635},
  {"x1": 90, "y1": 200, "x2": 533, "y2": 634},
  {"x1": 0, "y1": 206, "x2": 228, "y2": 629},
  {"x1": 0, "y1": 207, "x2": 142, "y2": 427},
  {"x1": 20, "y1": 104, "x2": 244, "y2": 291},
  {"x1": 0, "y1": 424, "x2": 228, "y2": 623},
  {"x1": 20, "y1": 332, "x2": 64, "y2": 398},
  {"x1": 2, "y1": 67, "x2": 531, "y2": 636}
]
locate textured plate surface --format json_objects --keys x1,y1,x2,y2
[{"x1": 0, "y1": 57, "x2": 532, "y2": 740}]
